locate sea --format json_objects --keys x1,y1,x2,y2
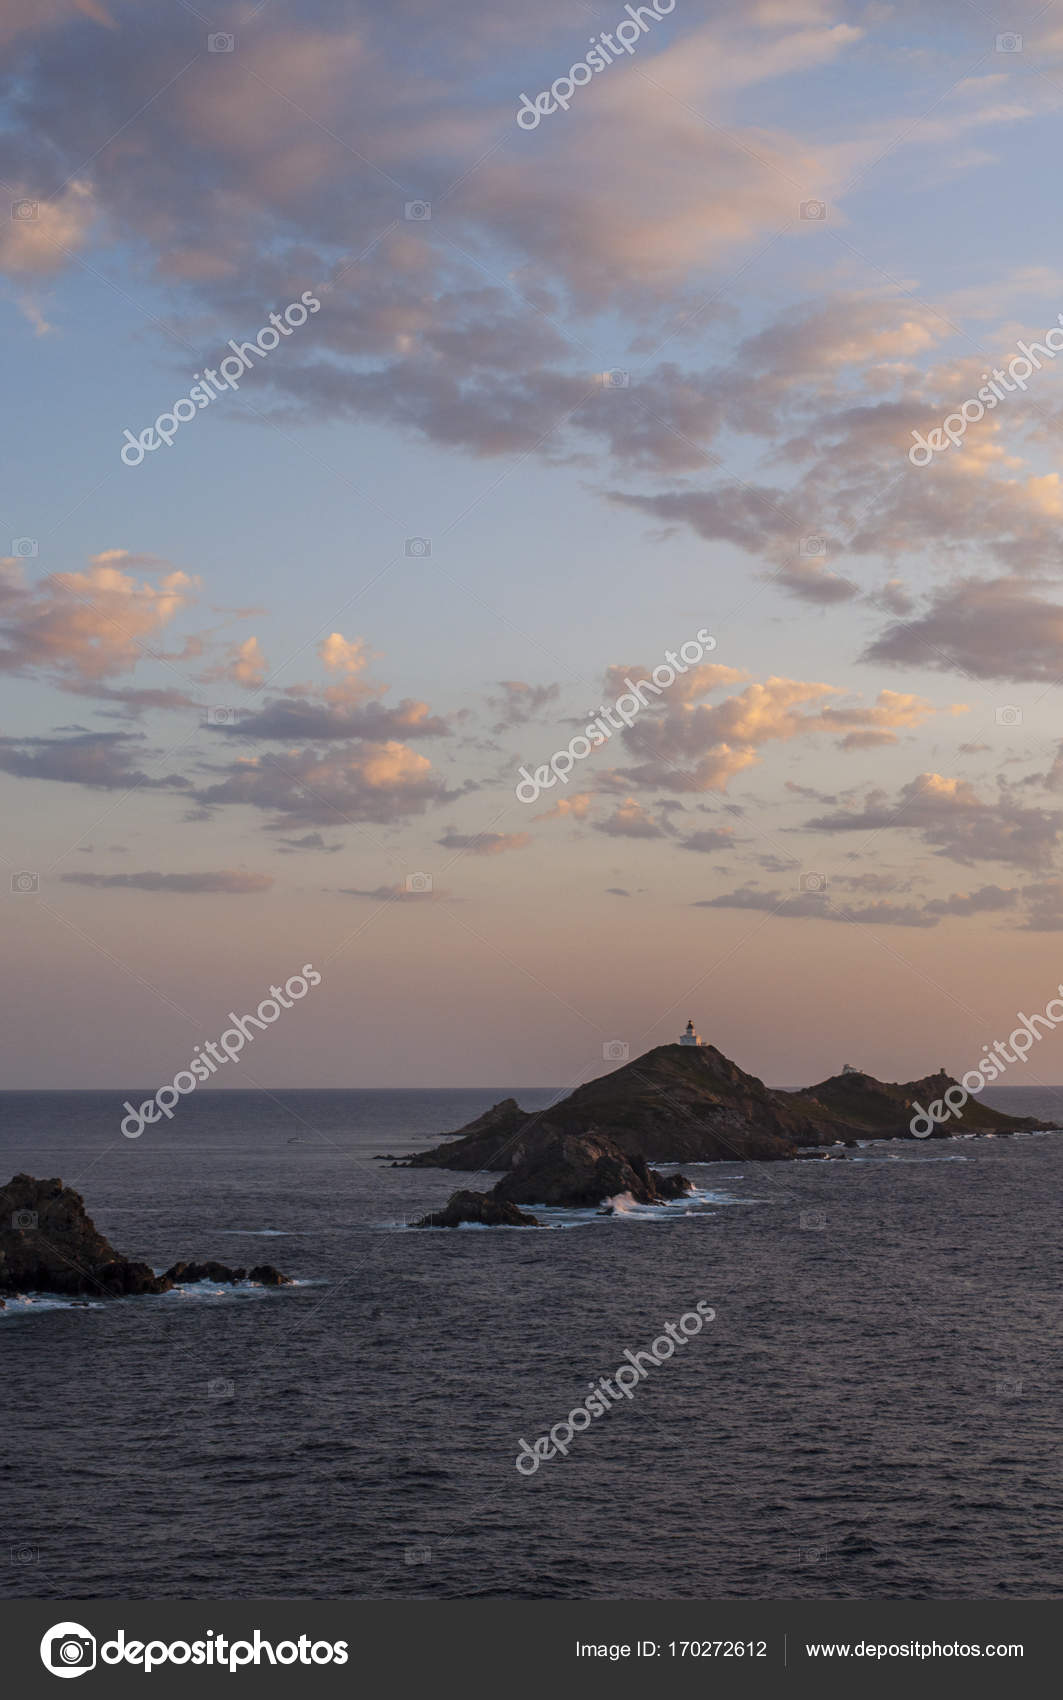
[{"x1": 3, "y1": 1084, "x2": 1062, "y2": 1600}]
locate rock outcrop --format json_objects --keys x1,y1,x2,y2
[
  {"x1": 0, "y1": 1175, "x2": 291, "y2": 1298},
  {"x1": 493, "y1": 1127, "x2": 692, "y2": 1208},
  {"x1": 405, "y1": 1042, "x2": 1051, "y2": 1175},
  {"x1": 411, "y1": 1127, "x2": 694, "y2": 1225},
  {"x1": 412, "y1": 1190, "x2": 542, "y2": 1228}
]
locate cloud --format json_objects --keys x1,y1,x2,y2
[
  {"x1": 436, "y1": 829, "x2": 531, "y2": 855},
  {"x1": 486, "y1": 680, "x2": 561, "y2": 729},
  {"x1": 227, "y1": 637, "x2": 267, "y2": 689},
  {"x1": 535, "y1": 791, "x2": 593, "y2": 821},
  {"x1": 0, "y1": 730, "x2": 190, "y2": 791},
  {"x1": 318, "y1": 632, "x2": 373, "y2": 677},
  {"x1": 339, "y1": 882, "x2": 447, "y2": 902},
  {"x1": 608, "y1": 676, "x2": 955, "y2": 793},
  {"x1": 864, "y1": 576, "x2": 1063, "y2": 683},
  {"x1": 0, "y1": 551, "x2": 196, "y2": 694},
  {"x1": 206, "y1": 696, "x2": 449, "y2": 742},
  {"x1": 695, "y1": 886, "x2": 939, "y2": 927},
  {"x1": 61, "y1": 869, "x2": 272, "y2": 893},
  {"x1": 594, "y1": 798, "x2": 667, "y2": 838},
  {"x1": 924, "y1": 884, "x2": 1018, "y2": 916},
  {"x1": 194, "y1": 741, "x2": 454, "y2": 826},
  {"x1": 0, "y1": 180, "x2": 93, "y2": 276},
  {"x1": 274, "y1": 832, "x2": 343, "y2": 854},
  {"x1": 678, "y1": 827, "x2": 736, "y2": 853},
  {"x1": 805, "y1": 772, "x2": 1063, "y2": 871},
  {"x1": 1018, "y1": 879, "x2": 1063, "y2": 930}
]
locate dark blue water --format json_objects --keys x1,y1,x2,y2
[{"x1": 3, "y1": 1086, "x2": 1062, "y2": 1599}]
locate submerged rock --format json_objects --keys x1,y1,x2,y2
[
  {"x1": 0, "y1": 1174, "x2": 293, "y2": 1298},
  {"x1": 412, "y1": 1190, "x2": 541, "y2": 1228}
]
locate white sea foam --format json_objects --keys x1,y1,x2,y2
[
  {"x1": 0, "y1": 1293, "x2": 103, "y2": 1316},
  {"x1": 1, "y1": 1278, "x2": 313, "y2": 1317}
]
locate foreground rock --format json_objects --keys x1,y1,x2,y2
[
  {"x1": 405, "y1": 1043, "x2": 1051, "y2": 1174},
  {"x1": 0, "y1": 1175, "x2": 291, "y2": 1298},
  {"x1": 411, "y1": 1129, "x2": 694, "y2": 1225},
  {"x1": 493, "y1": 1128, "x2": 692, "y2": 1208},
  {"x1": 412, "y1": 1190, "x2": 542, "y2": 1228}
]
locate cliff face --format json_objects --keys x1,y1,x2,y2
[{"x1": 406, "y1": 1045, "x2": 1050, "y2": 1173}]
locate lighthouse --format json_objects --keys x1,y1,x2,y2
[{"x1": 679, "y1": 1019, "x2": 704, "y2": 1047}]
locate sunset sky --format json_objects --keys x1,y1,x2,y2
[{"x1": 5, "y1": 0, "x2": 1063, "y2": 1091}]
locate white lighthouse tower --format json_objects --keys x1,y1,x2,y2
[{"x1": 679, "y1": 1018, "x2": 704, "y2": 1047}]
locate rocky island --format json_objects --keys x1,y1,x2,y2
[
  {"x1": 0, "y1": 1173, "x2": 291, "y2": 1304},
  {"x1": 407, "y1": 1023, "x2": 1053, "y2": 1226}
]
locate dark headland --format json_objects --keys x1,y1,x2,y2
[
  {"x1": 0, "y1": 1173, "x2": 291, "y2": 1305},
  {"x1": 407, "y1": 1038, "x2": 1053, "y2": 1227}
]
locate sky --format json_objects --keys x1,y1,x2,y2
[{"x1": 5, "y1": 0, "x2": 1063, "y2": 1091}]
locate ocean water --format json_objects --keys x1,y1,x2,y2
[{"x1": 3, "y1": 1085, "x2": 1062, "y2": 1600}]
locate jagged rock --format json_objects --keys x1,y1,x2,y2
[
  {"x1": 163, "y1": 1259, "x2": 245, "y2": 1285},
  {"x1": 412, "y1": 1190, "x2": 541, "y2": 1228},
  {"x1": 0, "y1": 1174, "x2": 293, "y2": 1298},
  {"x1": 246, "y1": 1264, "x2": 292, "y2": 1285},
  {"x1": 492, "y1": 1127, "x2": 693, "y2": 1209},
  {"x1": 403, "y1": 1096, "x2": 533, "y2": 1170},
  {"x1": 95, "y1": 1259, "x2": 171, "y2": 1296}
]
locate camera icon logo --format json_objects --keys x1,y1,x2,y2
[
  {"x1": 12, "y1": 871, "x2": 39, "y2": 894},
  {"x1": 405, "y1": 201, "x2": 432, "y2": 221},
  {"x1": 208, "y1": 32, "x2": 235, "y2": 51},
  {"x1": 12, "y1": 1209, "x2": 38, "y2": 1230},
  {"x1": 404, "y1": 872, "x2": 433, "y2": 894},
  {"x1": 800, "y1": 1209, "x2": 827, "y2": 1231},
  {"x1": 996, "y1": 33, "x2": 1022, "y2": 53},
  {"x1": 799, "y1": 871, "x2": 827, "y2": 894},
  {"x1": 206, "y1": 706, "x2": 244, "y2": 726},
  {"x1": 12, "y1": 199, "x2": 39, "y2": 220},
  {"x1": 404, "y1": 537, "x2": 431, "y2": 558},
  {"x1": 800, "y1": 535, "x2": 829, "y2": 558},
  {"x1": 207, "y1": 1378, "x2": 235, "y2": 1398},
  {"x1": 11, "y1": 537, "x2": 38, "y2": 557},
  {"x1": 602, "y1": 1040, "x2": 629, "y2": 1061},
  {"x1": 797, "y1": 1545, "x2": 829, "y2": 1565},
  {"x1": 40, "y1": 1623, "x2": 96, "y2": 1678},
  {"x1": 995, "y1": 1375, "x2": 1023, "y2": 1395},
  {"x1": 602, "y1": 368, "x2": 629, "y2": 389},
  {"x1": 11, "y1": 1543, "x2": 39, "y2": 1563},
  {"x1": 799, "y1": 200, "x2": 827, "y2": 220},
  {"x1": 405, "y1": 1547, "x2": 432, "y2": 1564},
  {"x1": 995, "y1": 705, "x2": 1022, "y2": 726}
]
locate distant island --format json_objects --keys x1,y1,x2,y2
[{"x1": 408, "y1": 1021, "x2": 1054, "y2": 1226}]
